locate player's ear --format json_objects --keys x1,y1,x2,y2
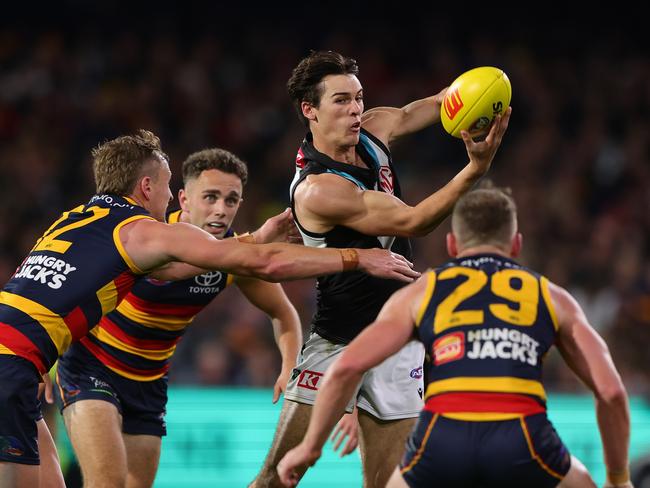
[
  {"x1": 138, "y1": 176, "x2": 153, "y2": 201},
  {"x1": 446, "y1": 232, "x2": 458, "y2": 257},
  {"x1": 510, "y1": 232, "x2": 522, "y2": 258},
  {"x1": 178, "y1": 188, "x2": 189, "y2": 212},
  {"x1": 302, "y1": 101, "x2": 317, "y2": 122}
]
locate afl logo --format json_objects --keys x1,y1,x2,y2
[{"x1": 195, "y1": 271, "x2": 223, "y2": 287}]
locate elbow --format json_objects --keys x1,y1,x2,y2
[
  {"x1": 595, "y1": 380, "x2": 628, "y2": 407},
  {"x1": 399, "y1": 212, "x2": 438, "y2": 238},
  {"x1": 330, "y1": 355, "x2": 364, "y2": 383}
]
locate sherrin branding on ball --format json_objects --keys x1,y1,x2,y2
[{"x1": 441, "y1": 66, "x2": 511, "y2": 138}]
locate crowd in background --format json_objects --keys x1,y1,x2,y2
[{"x1": 1, "y1": 8, "x2": 648, "y2": 396}]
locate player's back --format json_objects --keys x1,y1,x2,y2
[
  {"x1": 400, "y1": 254, "x2": 571, "y2": 487},
  {"x1": 0, "y1": 194, "x2": 153, "y2": 374},
  {"x1": 417, "y1": 253, "x2": 558, "y2": 415}
]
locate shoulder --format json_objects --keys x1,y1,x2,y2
[
  {"x1": 295, "y1": 173, "x2": 361, "y2": 202},
  {"x1": 546, "y1": 279, "x2": 587, "y2": 330}
]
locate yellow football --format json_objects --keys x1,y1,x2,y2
[{"x1": 441, "y1": 66, "x2": 511, "y2": 138}]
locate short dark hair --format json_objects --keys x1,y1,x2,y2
[
  {"x1": 92, "y1": 129, "x2": 168, "y2": 195},
  {"x1": 287, "y1": 50, "x2": 359, "y2": 127},
  {"x1": 182, "y1": 148, "x2": 248, "y2": 186},
  {"x1": 451, "y1": 186, "x2": 517, "y2": 249}
]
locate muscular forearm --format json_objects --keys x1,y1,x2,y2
[
  {"x1": 261, "y1": 244, "x2": 351, "y2": 282},
  {"x1": 596, "y1": 394, "x2": 630, "y2": 477},
  {"x1": 302, "y1": 367, "x2": 362, "y2": 453},
  {"x1": 409, "y1": 162, "x2": 484, "y2": 236}
]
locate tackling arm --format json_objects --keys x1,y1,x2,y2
[{"x1": 120, "y1": 219, "x2": 419, "y2": 283}]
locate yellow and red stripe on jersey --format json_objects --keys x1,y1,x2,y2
[
  {"x1": 425, "y1": 376, "x2": 546, "y2": 402},
  {"x1": 80, "y1": 336, "x2": 171, "y2": 381},
  {"x1": 115, "y1": 293, "x2": 202, "y2": 331},
  {"x1": 424, "y1": 392, "x2": 546, "y2": 421}
]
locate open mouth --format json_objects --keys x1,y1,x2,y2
[
  {"x1": 350, "y1": 122, "x2": 361, "y2": 132},
  {"x1": 206, "y1": 222, "x2": 226, "y2": 233}
]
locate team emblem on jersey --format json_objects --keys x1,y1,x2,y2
[
  {"x1": 379, "y1": 166, "x2": 394, "y2": 194},
  {"x1": 194, "y1": 271, "x2": 223, "y2": 287}
]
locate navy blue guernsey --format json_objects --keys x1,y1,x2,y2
[
  {"x1": 415, "y1": 254, "x2": 559, "y2": 418},
  {"x1": 290, "y1": 129, "x2": 412, "y2": 344},
  {"x1": 0, "y1": 195, "x2": 154, "y2": 374},
  {"x1": 73, "y1": 209, "x2": 234, "y2": 380}
]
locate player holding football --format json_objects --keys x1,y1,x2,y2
[{"x1": 252, "y1": 50, "x2": 511, "y2": 487}]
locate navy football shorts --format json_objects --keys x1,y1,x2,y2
[
  {"x1": 400, "y1": 411, "x2": 571, "y2": 487},
  {"x1": 0, "y1": 355, "x2": 43, "y2": 465},
  {"x1": 55, "y1": 343, "x2": 168, "y2": 437}
]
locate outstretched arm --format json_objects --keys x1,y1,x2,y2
[
  {"x1": 361, "y1": 88, "x2": 447, "y2": 145},
  {"x1": 276, "y1": 276, "x2": 428, "y2": 487},
  {"x1": 296, "y1": 108, "x2": 511, "y2": 238},
  {"x1": 121, "y1": 219, "x2": 419, "y2": 283},
  {"x1": 235, "y1": 276, "x2": 302, "y2": 403},
  {"x1": 551, "y1": 282, "x2": 631, "y2": 487}
]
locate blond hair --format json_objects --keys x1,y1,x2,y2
[{"x1": 92, "y1": 130, "x2": 168, "y2": 195}]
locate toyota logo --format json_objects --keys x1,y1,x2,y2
[{"x1": 194, "y1": 271, "x2": 223, "y2": 287}]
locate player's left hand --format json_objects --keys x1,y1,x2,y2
[
  {"x1": 38, "y1": 373, "x2": 54, "y2": 404},
  {"x1": 331, "y1": 407, "x2": 359, "y2": 457},
  {"x1": 277, "y1": 443, "x2": 321, "y2": 487},
  {"x1": 253, "y1": 208, "x2": 303, "y2": 244}
]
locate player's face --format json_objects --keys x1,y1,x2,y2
[
  {"x1": 180, "y1": 169, "x2": 243, "y2": 239},
  {"x1": 312, "y1": 74, "x2": 364, "y2": 146},
  {"x1": 149, "y1": 158, "x2": 173, "y2": 222}
]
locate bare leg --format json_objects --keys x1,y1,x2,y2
[
  {"x1": 358, "y1": 410, "x2": 415, "y2": 488},
  {"x1": 123, "y1": 433, "x2": 161, "y2": 488},
  {"x1": 557, "y1": 456, "x2": 596, "y2": 487},
  {"x1": 386, "y1": 467, "x2": 409, "y2": 488},
  {"x1": 62, "y1": 400, "x2": 127, "y2": 488},
  {"x1": 36, "y1": 419, "x2": 65, "y2": 488},
  {"x1": 249, "y1": 400, "x2": 313, "y2": 488},
  {"x1": 0, "y1": 463, "x2": 39, "y2": 488}
]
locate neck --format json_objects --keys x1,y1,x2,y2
[
  {"x1": 127, "y1": 193, "x2": 146, "y2": 208},
  {"x1": 178, "y1": 210, "x2": 190, "y2": 223},
  {"x1": 456, "y1": 245, "x2": 511, "y2": 258},
  {"x1": 311, "y1": 130, "x2": 360, "y2": 166}
]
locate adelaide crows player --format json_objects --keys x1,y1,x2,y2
[
  {"x1": 54, "y1": 148, "x2": 305, "y2": 488},
  {"x1": 277, "y1": 187, "x2": 632, "y2": 488},
  {"x1": 0, "y1": 130, "x2": 418, "y2": 488}
]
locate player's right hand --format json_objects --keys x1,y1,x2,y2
[
  {"x1": 357, "y1": 249, "x2": 420, "y2": 282},
  {"x1": 277, "y1": 443, "x2": 321, "y2": 487},
  {"x1": 462, "y1": 106, "x2": 512, "y2": 176}
]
